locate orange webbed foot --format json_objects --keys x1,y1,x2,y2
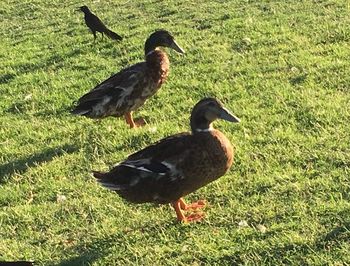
[
  {"x1": 179, "y1": 198, "x2": 207, "y2": 210},
  {"x1": 172, "y1": 198, "x2": 207, "y2": 223},
  {"x1": 186, "y1": 212, "x2": 205, "y2": 222}
]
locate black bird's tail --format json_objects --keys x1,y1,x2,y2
[{"x1": 104, "y1": 29, "x2": 122, "y2": 41}]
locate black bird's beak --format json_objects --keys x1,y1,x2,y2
[
  {"x1": 219, "y1": 107, "x2": 240, "y2": 123},
  {"x1": 170, "y1": 40, "x2": 185, "y2": 54}
]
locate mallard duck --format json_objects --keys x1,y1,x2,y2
[
  {"x1": 93, "y1": 98, "x2": 240, "y2": 222},
  {"x1": 71, "y1": 30, "x2": 185, "y2": 128},
  {"x1": 77, "y1": 5, "x2": 122, "y2": 41}
]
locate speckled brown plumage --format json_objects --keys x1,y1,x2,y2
[
  {"x1": 93, "y1": 98, "x2": 241, "y2": 222},
  {"x1": 147, "y1": 49, "x2": 170, "y2": 88},
  {"x1": 71, "y1": 30, "x2": 184, "y2": 128}
]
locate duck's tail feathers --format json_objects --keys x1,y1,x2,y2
[
  {"x1": 71, "y1": 107, "x2": 90, "y2": 116},
  {"x1": 92, "y1": 170, "x2": 106, "y2": 179},
  {"x1": 105, "y1": 29, "x2": 122, "y2": 41},
  {"x1": 93, "y1": 171, "x2": 126, "y2": 191},
  {"x1": 70, "y1": 100, "x2": 97, "y2": 116}
]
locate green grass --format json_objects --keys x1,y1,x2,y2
[{"x1": 1, "y1": 0, "x2": 350, "y2": 265}]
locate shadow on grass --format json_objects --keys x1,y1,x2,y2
[
  {"x1": 290, "y1": 74, "x2": 308, "y2": 85},
  {"x1": 0, "y1": 143, "x2": 78, "y2": 182},
  {"x1": 317, "y1": 221, "x2": 350, "y2": 250},
  {"x1": 5, "y1": 102, "x2": 71, "y2": 117},
  {"x1": 33, "y1": 107, "x2": 72, "y2": 118},
  {"x1": 57, "y1": 234, "x2": 117, "y2": 266},
  {"x1": 0, "y1": 73, "x2": 16, "y2": 84},
  {"x1": 57, "y1": 220, "x2": 187, "y2": 265},
  {"x1": 1, "y1": 47, "x2": 85, "y2": 84}
]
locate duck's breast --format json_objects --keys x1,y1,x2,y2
[{"x1": 166, "y1": 130, "x2": 234, "y2": 199}]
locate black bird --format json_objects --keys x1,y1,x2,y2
[{"x1": 77, "y1": 5, "x2": 122, "y2": 41}]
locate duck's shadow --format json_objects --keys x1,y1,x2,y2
[
  {"x1": 0, "y1": 143, "x2": 78, "y2": 183},
  {"x1": 57, "y1": 220, "x2": 194, "y2": 266},
  {"x1": 56, "y1": 213, "x2": 350, "y2": 265}
]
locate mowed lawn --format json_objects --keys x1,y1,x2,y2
[{"x1": 1, "y1": 0, "x2": 350, "y2": 265}]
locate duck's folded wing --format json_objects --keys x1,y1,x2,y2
[
  {"x1": 72, "y1": 63, "x2": 146, "y2": 116},
  {"x1": 94, "y1": 133, "x2": 192, "y2": 191},
  {"x1": 127, "y1": 133, "x2": 191, "y2": 161}
]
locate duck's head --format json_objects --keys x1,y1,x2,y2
[
  {"x1": 190, "y1": 98, "x2": 240, "y2": 133},
  {"x1": 144, "y1": 30, "x2": 185, "y2": 55},
  {"x1": 77, "y1": 5, "x2": 90, "y2": 13}
]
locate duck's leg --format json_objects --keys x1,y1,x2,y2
[
  {"x1": 179, "y1": 198, "x2": 206, "y2": 210},
  {"x1": 172, "y1": 199, "x2": 205, "y2": 223},
  {"x1": 124, "y1": 112, "x2": 145, "y2": 128},
  {"x1": 124, "y1": 112, "x2": 136, "y2": 128},
  {"x1": 172, "y1": 200, "x2": 187, "y2": 222}
]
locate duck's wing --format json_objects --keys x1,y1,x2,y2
[
  {"x1": 94, "y1": 132, "x2": 193, "y2": 191},
  {"x1": 127, "y1": 132, "x2": 191, "y2": 161},
  {"x1": 71, "y1": 62, "x2": 147, "y2": 117}
]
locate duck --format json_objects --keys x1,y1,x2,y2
[
  {"x1": 77, "y1": 5, "x2": 123, "y2": 42},
  {"x1": 71, "y1": 30, "x2": 185, "y2": 128},
  {"x1": 93, "y1": 98, "x2": 240, "y2": 222}
]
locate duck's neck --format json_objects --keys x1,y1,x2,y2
[
  {"x1": 190, "y1": 115, "x2": 214, "y2": 134},
  {"x1": 145, "y1": 49, "x2": 170, "y2": 87}
]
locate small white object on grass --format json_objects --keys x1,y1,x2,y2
[
  {"x1": 56, "y1": 194, "x2": 67, "y2": 203},
  {"x1": 24, "y1": 94, "x2": 32, "y2": 100},
  {"x1": 256, "y1": 224, "x2": 267, "y2": 233},
  {"x1": 148, "y1": 126, "x2": 157, "y2": 133},
  {"x1": 238, "y1": 220, "x2": 249, "y2": 228}
]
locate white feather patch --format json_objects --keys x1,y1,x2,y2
[
  {"x1": 121, "y1": 163, "x2": 153, "y2": 173},
  {"x1": 115, "y1": 88, "x2": 132, "y2": 108},
  {"x1": 114, "y1": 74, "x2": 141, "y2": 108},
  {"x1": 98, "y1": 181, "x2": 123, "y2": 191},
  {"x1": 160, "y1": 161, "x2": 179, "y2": 181},
  {"x1": 92, "y1": 96, "x2": 111, "y2": 116},
  {"x1": 195, "y1": 127, "x2": 213, "y2": 133},
  {"x1": 73, "y1": 109, "x2": 90, "y2": 115}
]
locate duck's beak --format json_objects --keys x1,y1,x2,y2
[
  {"x1": 170, "y1": 40, "x2": 185, "y2": 54},
  {"x1": 219, "y1": 107, "x2": 240, "y2": 123}
]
